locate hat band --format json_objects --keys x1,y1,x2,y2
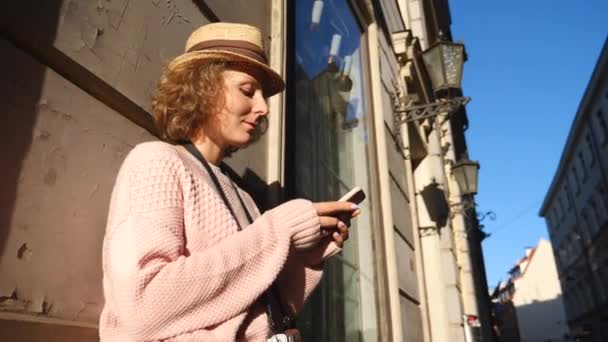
[{"x1": 187, "y1": 39, "x2": 268, "y2": 64}]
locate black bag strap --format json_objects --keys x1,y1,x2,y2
[
  {"x1": 182, "y1": 142, "x2": 244, "y2": 229},
  {"x1": 181, "y1": 142, "x2": 292, "y2": 333}
]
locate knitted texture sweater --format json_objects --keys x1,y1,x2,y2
[{"x1": 99, "y1": 142, "x2": 340, "y2": 341}]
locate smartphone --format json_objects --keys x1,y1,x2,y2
[{"x1": 338, "y1": 186, "x2": 366, "y2": 204}]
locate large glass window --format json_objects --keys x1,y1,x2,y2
[{"x1": 288, "y1": 1, "x2": 378, "y2": 341}]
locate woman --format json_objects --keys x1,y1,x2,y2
[{"x1": 99, "y1": 22, "x2": 359, "y2": 341}]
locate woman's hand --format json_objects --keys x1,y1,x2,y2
[{"x1": 312, "y1": 201, "x2": 361, "y2": 248}]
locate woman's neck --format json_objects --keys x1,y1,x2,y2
[{"x1": 191, "y1": 135, "x2": 225, "y2": 166}]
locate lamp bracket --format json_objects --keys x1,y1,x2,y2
[
  {"x1": 449, "y1": 199, "x2": 477, "y2": 218},
  {"x1": 393, "y1": 96, "x2": 470, "y2": 124},
  {"x1": 390, "y1": 92, "x2": 470, "y2": 152},
  {"x1": 477, "y1": 211, "x2": 497, "y2": 222}
]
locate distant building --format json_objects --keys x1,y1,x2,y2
[
  {"x1": 492, "y1": 239, "x2": 569, "y2": 342},
  {"x1": 539, "y1": 37, "x2": 608, "y2": 342}
]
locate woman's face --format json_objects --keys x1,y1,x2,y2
[{"x1": 211, "y1": 68, "x2": 269, "y2": 149}]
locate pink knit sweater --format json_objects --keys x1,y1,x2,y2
[{"x1": 100, "y1": 142, "x2": 340, "y2": 341}]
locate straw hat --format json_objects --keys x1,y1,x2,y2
[{"x1": 168, "y1": 22, "x2": 285, "y2": 97}]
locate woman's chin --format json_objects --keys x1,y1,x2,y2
[{"x1": 229, "y1": 135, "x2": 253, "y2": 148}]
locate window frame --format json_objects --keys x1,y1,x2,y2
[
  {"x1": 596, "y1": 108, "x2": 608, "y2": 146},
  {"x1": 572, "y1": 166, "x2": 581, "y2": 196},
  {"x1": 578, "y1": 151, "x2": 588, "y2": 182},
  {"x1": 585, "y1": 133, "x2": 596, "y2": 166},
  {"x1": 284, "y1": 1, "x2": 387, "y2": 340}
]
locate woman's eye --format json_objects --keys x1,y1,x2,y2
[{"x1": 240, "y1": 88, "x2": 254, "y2": 97}]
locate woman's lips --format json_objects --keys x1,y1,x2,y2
[{"x1": 243, "y1": 121, "x2": 257, "y2": 130}]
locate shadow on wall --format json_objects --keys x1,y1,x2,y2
[
  {"x1": 420, "y1": 182, "x2": 450, "y2": 228},
  {"x1": 495, "y1": 295, "x2": 570, "y2": 342},
  {"x1": 223, "y1": 165, "x2": 286, "y2": 212},
  {"x1": 0, "y1": 0, "x2": 280, "y2": 281},
  {"x1": 516, "y1": 295, "x2": 570, "y2": 342},
  {"x1": 494, "y1": 300, "x2": 522, "y2": 342},
  {"x1": 0, "y1": 0, "x2": 63, "y2": 256}
]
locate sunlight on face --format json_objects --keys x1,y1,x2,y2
[{"x1": 207, "y1": 68, "x2": 269, "y2": 150}]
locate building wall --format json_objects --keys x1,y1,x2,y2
[
  {"x1": 1, "y1": 1, "x2": 483, "y2": 341},
  {"x1": 397, "y1": 1, "x2": 487, "y2": 341},
  {"x1": 378, "y1": 27, "x2": 424, "y2": 342},
  {"x1": 511, "y1": 240, "x2": 569, "y2": 342},
  {"x1": 540, "y1": 38, "x2": 608, "y2": 342},
  {"x1": 495, "y1": 300, "x2": 521, "y2": 342},
  {"x1": 0, "y1": 0, "x2": 275, "y2": 339},
  {"x1": 0, "y1": 36, "x2": 154, "y2": 333}
]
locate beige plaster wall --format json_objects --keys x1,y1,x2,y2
[
  {"x1": 0, "y1": 38, "x2": 154, "y2": 324},
  {"x1": 1, "y1": 1, "x2": 274, "y2": 339},
  {"x1": 513, "y1": 240, "x2": 569, "y2": 342}
]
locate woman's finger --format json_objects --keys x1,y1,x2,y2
[
  {"x1": 335, "y1": 221, "x2": 348, "y2": 234},
  {"x1": 319, "y1": 216, "x2": 340, "y2": 229},
  {"x1": 332, "y1": 232, "x2": 344, "y2": 248},
  {"x1": 337, "y1": 214, "x2": 352, "y2": 227},
  {"x1": 313, "y1": 201, "x2": 358, "y2": 216},
  {"x1": 335, "y1": 221, "x2": 349, "y2": 241}
]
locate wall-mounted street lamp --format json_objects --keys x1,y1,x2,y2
[
  {"x1": 445, "y1": 156, "x2": 496, "y2": 242},
  {"x1": 392, "y1": 34, "x2": 470, "y2": 141},
  {"x1": 450, "y1": 158, "x2": 480, "y2": 214},
  {"x1": 452, "y1": 159, "x2": 480, "y2": 196},
  {"x1": 422, "y1": 38, "x2": 466, "y2": 93},
  {"x1": 450, "y1": 158, "x2": 493, "y2": 240}
]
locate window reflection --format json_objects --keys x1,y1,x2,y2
[{"x1": 291, "y1": 1, "x2": 378, "y2": 341}]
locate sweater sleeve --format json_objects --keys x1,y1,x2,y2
[
  {"x1": 103, "y1": 146, "x2": 320, "y2": 340},
  {"x1": 275, "y1": 237, "x2": 342, "y2": 316}
]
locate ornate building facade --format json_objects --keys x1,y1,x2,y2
[
  {"x1": 540, "y1": 38, "x2": 608, "y2": 342},
  {"x1": 0, "y1": 1, "x2": 492, "y2": 341}
]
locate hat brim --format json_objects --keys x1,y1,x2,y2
[{"x1": 168, "y1": 50, "x2": 285, "y2": 97}]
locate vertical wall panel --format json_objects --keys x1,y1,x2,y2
[
  {"x1": 399, "y1": 295, "x2": 423, "y2": 342},
  {"x1": 374, "y1": 10, "x2": 425, "y2": 341},
  {"x1": 203, "y1": 0, "x2": 271, "y2": 41},
  {"x1": 377, "y1": 0, "x2": 406, "y2": 33},
  {"x1": 390, "y1": 180, "x2": 414, "y2": 246},
  {"x1": 378, "y1": 29, "x2": 400, "y2": 133},
  {"x1": 394, "y1": 233, "x2": 420, "y2": 301},
  {"x1": 21, "y1": 0, "x2": 211, "y2": 112},
  {"x1": 385, "y1": 126, "x2": 409, "y2": 195},
  {"x1": 0, "y1": 39, "x2": 154, "y2": 325}
]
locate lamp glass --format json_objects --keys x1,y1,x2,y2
[
  {"x1": 441, "y1": 43, "x2": 464, "y2": 89},
  {"x1": 422, "y1": 41, "x2": 466, "y2": 92},
  {"x1": 452, "y1": 160, "x2": 479, "y2": 195},
  {"x1": 421, "y1": 45, "x2": 443, "y2": 93}
]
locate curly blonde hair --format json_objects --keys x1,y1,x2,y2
[
  {"x1": 152, "y1": 59, "x2": 227, "y2": 143},
  {"x1": 152, "y1": 60, "x2": 268, "y2": 151}
]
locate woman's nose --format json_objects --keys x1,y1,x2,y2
[{"x1": 253, "y1": 93, "x2": 269, "y2": 116}]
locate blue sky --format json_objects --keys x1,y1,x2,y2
[{"x1": 449, "y1": 1, "x2": 608, "y2": 288}]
